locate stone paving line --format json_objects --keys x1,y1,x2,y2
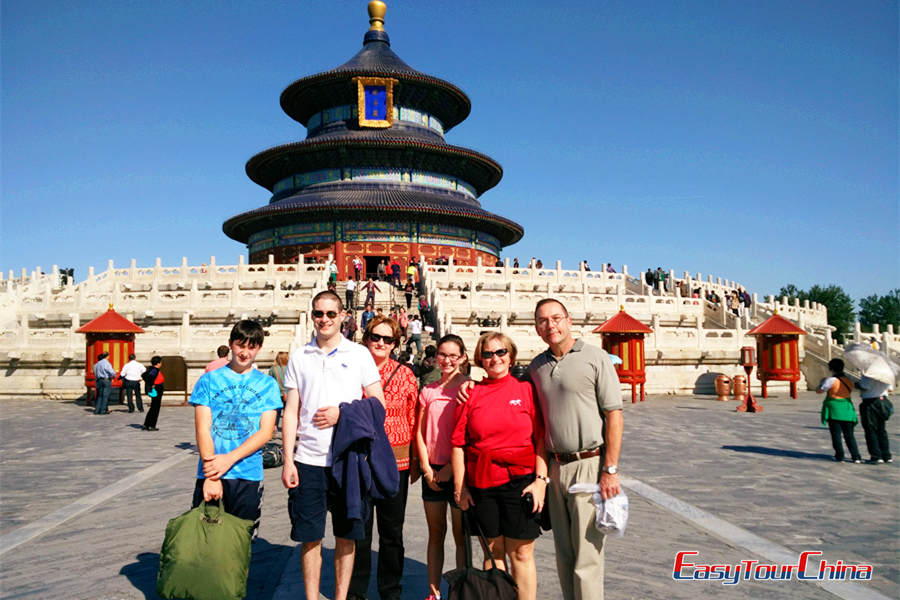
[{"x1": 0, "y1": 392, "x2": 897, "y2": 599}]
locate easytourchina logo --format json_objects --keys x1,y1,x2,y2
[{"x1": 672, "y1": 551, "x2": 873, "y2": 585}]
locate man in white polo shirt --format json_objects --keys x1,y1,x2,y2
[{"x1": 281, "y1": 290, "x2": 384, "y2": 600}]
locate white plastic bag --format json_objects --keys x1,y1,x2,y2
[{"x1": 567, "y1": 483, "x2": 629, "y2": 538}]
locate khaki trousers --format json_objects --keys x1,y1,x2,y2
[{"x1": 548, "y1": 454, "x2": 606, "y2": 600}]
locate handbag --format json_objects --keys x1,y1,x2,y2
[
  {"x1": 262, "y1": 441, "x2": 283, "y2": 469},
  {"x1": 156, "y1": 501, "x2": 254, "y2": 600},
  {"x1": 443, "y1": 511, "x2": 518, "y2": 600}
]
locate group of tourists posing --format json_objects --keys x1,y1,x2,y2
[{"x1": 189, "y1": 290, "x2": 624, "y2": 600}]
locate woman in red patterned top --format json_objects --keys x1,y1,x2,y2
[
  {"x1": 452, "y1": 332, "x2": 547, "y2": 600},
  {"x1": 348, "y1": 315, "x2": 420, "y2": 600}
]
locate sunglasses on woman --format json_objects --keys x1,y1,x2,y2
[
  {"x1": 367, "y1": 333, "x2": 396, "y2": 344},
  {"x1": 480, "y1": 348, "x2": 509, "y2": 359},
  {"x1": 311, "y1": 310, "x2": 339, "y2": 319}
]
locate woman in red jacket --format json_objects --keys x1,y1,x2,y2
[{"x1": 451, "y1": 332, "x2": 548, "y2": 600}]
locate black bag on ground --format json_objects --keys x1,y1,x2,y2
[
  {"x1": 443, "y1": 510, "x2": 518, "y2": 600},
  {"x1": 262, "y1": 441, "x2": 283, "y2": 468}
]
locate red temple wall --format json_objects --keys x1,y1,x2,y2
[{"x1": 250, "y1": 241, "x2": 499, "y2": 279}]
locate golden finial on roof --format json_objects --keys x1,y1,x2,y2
[
  {"x1": 108, "y1": 303, "x2": 114, "y2": 311},
  {"x1": 620, "y1": 305, "x2": 625, "y2": 311},
  {"x1": 368, "y1": 1, "x2": 387, "y2": 31}
]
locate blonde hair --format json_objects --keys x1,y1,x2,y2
[
  {"x1": 363, "y1": 315, "x2": 402, "y2": 346},
  {"x1": 275, "y1": 351, "x2": 289, "y2": 367},
  {"x1": 473, "y1": 332, "x2": 517, "y2": 368}
]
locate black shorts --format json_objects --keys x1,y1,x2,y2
[
  {"x1": 192, "y1": 478, "x2": 263, "y2": 537},
  {"x1": 287, "y1": 462, "x2": 367, "y2": 542},
  {"x1": 468, "y1": 474, "x2": 540, "y2": 541},
  {"x1": 422, "y1": 464, "x2": 455, "y2": 504}
]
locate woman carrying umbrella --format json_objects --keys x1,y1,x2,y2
[{"x1": 816, "y1": 358, "x2": 862, "y2": 463}]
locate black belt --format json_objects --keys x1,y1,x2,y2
[{"x1": 552, "y1": 446, "x2": 603, "y2": 465}]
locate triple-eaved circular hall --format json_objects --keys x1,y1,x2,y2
[{"x1": 223, "y1": 1, "x2": 523, "y2": 279}]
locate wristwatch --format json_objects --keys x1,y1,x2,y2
[
  {"x1": 602, "y1": 465, "x2": 618, "y2": 475},
  {"x1": 536, "y1": 474, "x2": 551, "y2": 484}
]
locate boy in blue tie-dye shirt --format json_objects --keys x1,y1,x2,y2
[{"x1": 190, "y1": 320, "x2": 282, "y2": 535}]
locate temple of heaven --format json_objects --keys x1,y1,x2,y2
[{"x1": 222, "y1": 1, "x2": 523, "y2": 278}]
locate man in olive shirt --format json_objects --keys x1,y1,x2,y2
[{"x1": 529, "y1": 298, "x2": 623, "y2": 600}]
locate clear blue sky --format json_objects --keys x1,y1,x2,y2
[{"x1": 2, "y1": 0, "x2": 897, "y2": 303}]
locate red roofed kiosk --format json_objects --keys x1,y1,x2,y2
[
  {"x1": 746, "y1": 312, "x2": 806, "y2": 399},
  {"x1": 76, "y1": 304, "x2": 144, "y2": 405},
  {"x1": 593, "y1": 307, "x2": 653, "y2": 403}
]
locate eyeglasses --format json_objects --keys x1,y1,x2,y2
[
  {"x1": 312, "y1": 310, "x2": 339, "y2": 319},
  {"x1": 437, "y1": 352, "x2": 461, "y2": 362},
  {"x1": 480, "y1": 348, "x2": 510, "y2": 360},
  {"x1": 367, "y1": 333, "x2": 396, "y2": 344},
  {"x1": 536, "y1": 314, "x2": 567, "y2": 329}
]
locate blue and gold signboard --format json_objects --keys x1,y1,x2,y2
[{"x1": 354, "y1": 76, "x2": 397, "y2": 128}]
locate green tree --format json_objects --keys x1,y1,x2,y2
[
  {"x1": 774, "y1": 283, "x2": 855, "y2": 341},
  {"x1": 858, "y1": 289, "x2": 900, "y2": 330},
  {"x1": 807, "y1": 284, "x2": 855, "y2": 339},
  {"x1": 776, "y1": 284, "x2": 807, "y2": 302}
]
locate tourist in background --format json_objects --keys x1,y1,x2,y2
[
  {"x1": 419, "y1": 294, "x2": 434, "y2": 330},
  {"x1": 404, "y1": 280, "x2": 415, "y2": 309},
  {"x1": 361, "y1": 304, "x2": 376, "y2": 332},
  {"x1": 817, "y1": 358, "x2": 862, "y2": 463},
  {"x1": 390, "y1": 258, "x2": 402, "y2": 287},
  {"x1": 416, "y1": 334, "x2": 469, "y2": 600},
  {"x1": 141, "y1": 356, "x2": 165, "y2": 431},
  {"x1": 268, "y1": 351, "x2": 290, "y2": 428},
  {"x1": 416, "y1": 345, "x2": 442, "y2": 388},
  {"x1": 92, "y1": 352, "x2": 116, "y2": 415},
  {"x1": 341, "y1": 311, "x2": 358, "y2": 341},
  {"x1": 353, "y1": 255, "x2": 363, "y2": 280},
  {"x1": 349, "y1": 316, "x2": 420, "y2": 600},
  {"x1": 451, "y1": 332, "x2": 546, "y2": 600},
  {"x1": 345, "y1": 276, "x2": 357, "y2": 310},
  {"x1": 362, "y1": 277, "x2": 380, "y2": 308},
  {"x1": 205, "y1": 345, "x2": 230, "y2": 372},
  {"x1": 406, "y1": 314, "x2": 423, "y2": 356},
  {"x1": 857, "y1": 375, "x2": 892, "y2": 464},
  {"x1": 119, "y1": 353, "x2": 146, "y2": 413},
  {"x1": 397, "y1": 307, "x2": 409, "y2": 342},
  {"x1": 377, "y1": 259, "x2": 387, "y2": 281}
]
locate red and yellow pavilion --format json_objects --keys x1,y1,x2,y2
[
  {"x1": 746, "y1": 313, "x2": 806, "y2": 399},
  {"x1": 593, "y1": 308, "x2": 653, "y2": 403},
  {"x1": 76, "y1": 305, "x2": 144, "y2": 400}
]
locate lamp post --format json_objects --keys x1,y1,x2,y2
[{"x1": 736, "y1": 346, "x2": 762, "y2": 412}]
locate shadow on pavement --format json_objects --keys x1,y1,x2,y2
[
  {"x1": 722, "y1": 445, "x2": 833, "y2": 461},
  {"x1": 119, "y1": 551, "x2": 160, "y2": 599},
  {"x1": 120, "y1": 538, "x2": 293, "y2": 600}
]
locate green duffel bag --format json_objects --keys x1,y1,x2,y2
[{"x1": 156, "y1": 501, "x2": 253, "y2": 600}]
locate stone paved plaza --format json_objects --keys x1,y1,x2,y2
[{"x1": 1, "y1": 391, "x2": 897, "y2": 599}]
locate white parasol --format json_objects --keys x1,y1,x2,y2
[{"x1": 841, "y1": 343, "x2": 900, "y2": 385}]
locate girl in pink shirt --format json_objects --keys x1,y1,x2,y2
[{"x1": 415, "y1": 334, "x2": 469, "y2": 600}]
